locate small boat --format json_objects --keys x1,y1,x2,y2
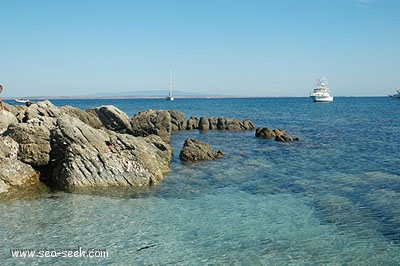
[
  {"x1": 14, "y1": 98, "x2": 30, "y2": 103},
  {"x1": 309, "y1": 77, "x2": 333, "y2": 102},
  {"x1": 166, "y1": 65, "x2": 174, "y2": 101},
  {"x1": 389, "y1": 89, "x2": 400, "y2": 99}
]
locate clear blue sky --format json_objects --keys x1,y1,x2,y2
[{"x1": 1, "y1": 0, "x2": 399, "y2": 97}]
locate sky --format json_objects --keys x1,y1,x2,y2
[{"x1": 1, "y1": 0, "x2": 399, "y2": 98}]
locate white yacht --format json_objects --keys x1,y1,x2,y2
[
  {"x1": 14, "y1": 98, "x2": 30, "y2": 103},
  {"x1": 389, "y1": 89, "x2": 400, "y2": 99},
  {"x1": 309, "y1": 77, "x2": 333, "y2": 102},
  {"x1": 166, "y1": 65, "x2": 174, "y2": 101}
]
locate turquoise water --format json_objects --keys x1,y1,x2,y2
[{"x1": 1, "y1": 97, "x2": 400, "y2": 265}]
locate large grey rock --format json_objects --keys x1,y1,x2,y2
[
  {"x1": 88, "y1": 105, "x2": 132, "y2": 133},
  {"x1": 131, "y1": 109, "x2": 172, "y2": 143},
  {"x1": 0, "y1": 110, "x2": 18, "y2": 133},
  {"x1": 179, "y1": 138, "x2": 224, "y2": 162},
  {"x1": 169, "y1": 110, "x2": 187, "y2": 130},
  {"x1": 50, "y1": 115, "x2": 173, "y2": 191}
]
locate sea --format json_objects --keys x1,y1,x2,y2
[{"x1": 1, "y1": 97, "x2": 400, "y2": 265}]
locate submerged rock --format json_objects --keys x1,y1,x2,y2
[
  {"x1": 179, "y1": 138, "x2": 224, "y2": 162},
  {"x1": 255, "y1": 127, "x2": 299, "y2": 142}
]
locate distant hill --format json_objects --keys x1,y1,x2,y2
[{"x1": 85, "y1": 90, "x2": 211, "y2": 97}]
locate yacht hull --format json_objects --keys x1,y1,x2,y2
[{"x1": 310, "y1": 95, "x2": 333, "y2": 102}]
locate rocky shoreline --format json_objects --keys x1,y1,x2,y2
[{"x1": 0, "y1": 101, "x2": 298, "y2": 195}]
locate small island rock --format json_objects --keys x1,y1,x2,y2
[{"x1": 179, "y1": 138, "x2": 224, "y2": 162}]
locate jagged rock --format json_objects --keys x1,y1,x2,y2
[
  {"x1": 186, "y1": 116, "x2": 199, "y2": 130},
  {"x1": 255, "y1": 127, "x2": 299, "y2": 142},
  {"x1": 131, "y1": 109, "x2": 171, "y2": 143},
  {"x1": 0, "y1": 110, "x2": 18, "y2": 133},
  {"x1": 179, "y1": 138, "x2": 224, "y2": 162},
  {"x1": 88, "y1": 105, "x2": 132, "y2": 133},
  {"x1": 169, "y1": 110, "x2": 187, "y2": 130},
  {"x1": 49, "y1": 115, "x2": 172, "y2": 191}
]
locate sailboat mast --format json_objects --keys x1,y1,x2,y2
[{"x1": 169, "y1": 64, "x2": 172, "y2": 96}]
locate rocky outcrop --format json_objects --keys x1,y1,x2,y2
[
  {"x1": 179, "y1": 138, "x2": 224, "y2": 162},
  {"x1": 255, "y1": 127, "x2": 299, "y2": 142},
  {"x1": 50, "y1": 115, "x2": 172, "y2": 191},
  {"x1": 0, "y1": 101, "x2": 174, "y2": 194},
  {"x1": 130, "y1": 109, "x2": 172, "y2": 143}
]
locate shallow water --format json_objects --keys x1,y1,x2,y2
[{"x1": 1, "y1": 97, "x2": 400, "y2": 265}]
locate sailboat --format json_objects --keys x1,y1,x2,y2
[{"x1": 166, "y1": 65, "x2": 174, "y2": 101}]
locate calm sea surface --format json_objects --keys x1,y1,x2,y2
[{"x1": 1, "y1": 97, "x2": 400, "y2": 265}]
